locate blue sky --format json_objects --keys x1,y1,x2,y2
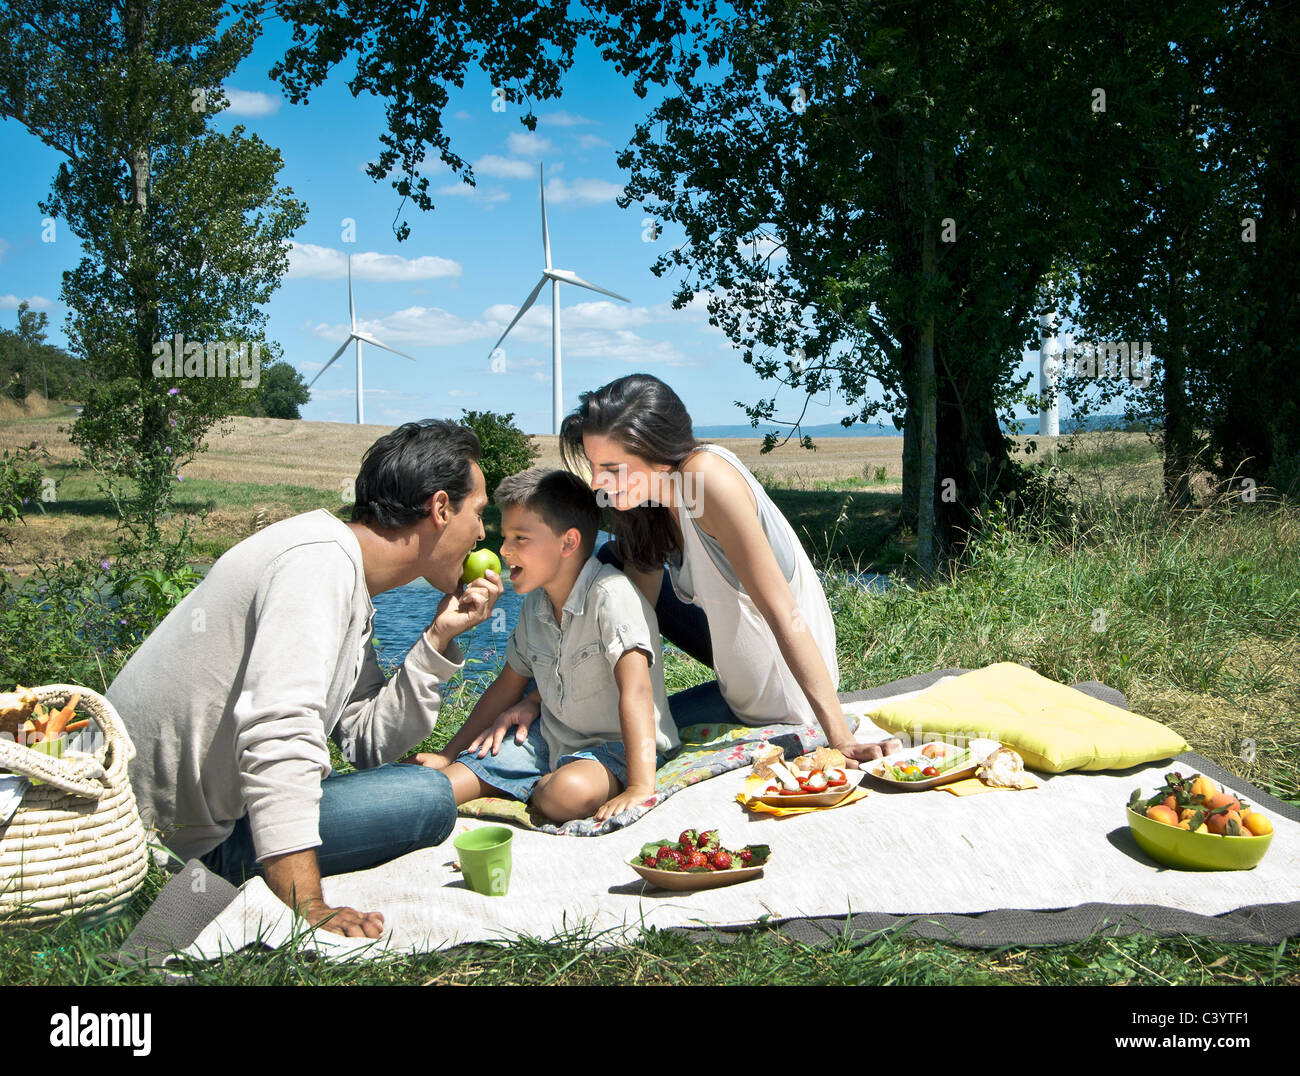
[{"x1": 0, "y1": 16, "x2": 1064, "y2": 435}]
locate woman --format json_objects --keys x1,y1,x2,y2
[{"x1": 558, "y1": 374, "x2": 900, "y2": 767}]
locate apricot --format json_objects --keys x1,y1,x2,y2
[
  {"x1": 1177, "y1": 821, "x2": 1191, "y2": 830},
  {"x1": 1241, "y1": 812, "x2": 1273, "y2": 836},
  {"x1": 1206, "y1": 809, "x2": 1242, "y2": 836},
  {"x1": 1161, "y1": 794, "x2": 1179, "y2": 814},
  {"x1": 1179, "y1": 808, "x2": 1198, "y2": 822},
  {"x1": 1204, "y1": 792, "x2": 1242, "y2": 814},
  {"x1": 1190, "y1": 775, "x2": 1218, "y2": 804},
  {"x1": 1146, "y1": 805, "x2": 1180, "y2": 826}
]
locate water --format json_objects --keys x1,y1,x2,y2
[{"x1": 371, "y1": 533, "x2": 893, "y2": 687}]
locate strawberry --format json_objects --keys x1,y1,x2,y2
[
  {"x1": 738, "y1": 848, "x2": 753, "y2": 864},
  {"x1": 685, "y1": 851, "x2": 708, "y2": 869},
  {"x1": 711, "y1": 850, "x2": 733, "y2": 870},
  {"x1": 642, "y1": 855, "x2": 658, "y2": 866},
  {"x1": 678, "y1": 829, "x2": 697, "y2": 850},
  {"x1": 696, "y1": 829, "x2": 719, "y2": 851}
]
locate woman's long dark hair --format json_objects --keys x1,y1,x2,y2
[{"x1": 559, "y1": 374, "x2": 703, "y2": 570}]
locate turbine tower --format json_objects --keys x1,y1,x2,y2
[
  {"x1": 490, "y1": 163, "x2": 630, "y2": 435},
  {"x1": 309, "y1": 252, "x2": 417, "y2": 424}
]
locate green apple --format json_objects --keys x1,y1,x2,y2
[{"x1": 461, "y1": 548, "x2": 502, "y2": 585}]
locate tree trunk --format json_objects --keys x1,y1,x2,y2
[{"x1": 917, "y1": 151, "x2": 939, "y2": 578}]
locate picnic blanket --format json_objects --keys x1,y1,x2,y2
[
  {"x1": 116, "y1": 667, "x2": 1300, "y2": 969},
  {"x1": 457, "y1": 710, "x2": 872, "y2": 835}
]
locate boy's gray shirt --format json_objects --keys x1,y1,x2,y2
[
  {"x1": 107, "y1": 509, "x2": 464, "y2": 864},
  {"x1": 506, "y1": 556, "x2": 680, "y2": 763}
]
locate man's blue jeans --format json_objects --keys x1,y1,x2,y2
[{"x1": 199, "y1": 762, "x2": 458, "y2": 884}]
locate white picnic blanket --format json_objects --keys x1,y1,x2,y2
[{"x1": 170, "y1": 691, "x2": 1300, "y2": 964}]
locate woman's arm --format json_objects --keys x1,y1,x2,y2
[{"x1": 692, "y1": 457, "x2": 896, "y2": 765}]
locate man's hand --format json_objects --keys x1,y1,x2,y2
[
  {"x1": 302, "y1": 897, "x2": 385, "y2": 939},
  {"x1": 467, "y1": 695, "x2": 541, "y2": 758},
  {"x1": 425, "y1": 571, "x2": 503, "y2": 651},
  {"x1": 262, "y1": 848, "x2": 384, "y2": 938},
  {"x1": 594, "y1": 784, "x2": 655, "y2": 823},
  {"x1": 834, "y1": 737, "x2": 904, "y2": 768}
]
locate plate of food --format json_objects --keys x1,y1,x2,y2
[
  {"x1": 746, "y1": 745, "x2": 865, "y2": 807},
  {"x1": 630, "y1": 828, "x2": 770, "y2": 890},
  {"x1": 865, "y1": 741, "x2": 985, "y2": 790}
]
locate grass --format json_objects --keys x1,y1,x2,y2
[{"x1": 3, "y1": 426, "x2": 1299, "y2": 984}]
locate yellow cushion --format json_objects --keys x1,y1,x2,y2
[{"x1": 867, "y1": 662, "x2": 1186, "y2": 773}]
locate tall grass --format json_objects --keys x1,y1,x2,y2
[{"x1": 3, "y1": 482, "x2": 1298, "y2": 984}]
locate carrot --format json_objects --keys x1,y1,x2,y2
[
  {"x1": 46, "y1": 693, "x2": 82, "y2": 737},
  {"x1": 62, "y1": 719, "x2": 90, "y2": 732}
]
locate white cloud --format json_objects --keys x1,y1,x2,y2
[
  {"x1": 436, "y1": 182, "x2": 510, "y2": 205},
  {"x1": 737, "y1": 233, "x2": 787, "y2": 264},
  {"x1": 507, "y1": 131, "x2": 554, "y2": 158},
  {"x1": 223, "y1": 89, "x2": 281, "y2": 116},
  {"x1": 474, "y1": 154, "x2": 535, "y2": 180},
  {"x1": 544, "y1": 177, "x2": 624, "y2": 205},
  {"x1": 0, "y1": 294, "x2": 54, "y2": 310},
  {"x1": 448, "y1": 388, "x2": 477, "y2": 397},
  {"x1": 577, "y1": 134, "x2": 611, "y2": 150},
  {"x1": 539, "y1": 111, "x2": 597, "y2": 127},
  {"x1": 286, "y1": 244, "x2": 462, "y2": 281},
  {"x1": 454, "y1": 109, "x2": 474, "y2": 121},
  {"x1": 307, "y1": 305, "x2": 494, "y2": 349}
]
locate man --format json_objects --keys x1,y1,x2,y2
[{"x1": 107, "y1": 419, "x2": 503, "y2": 938}]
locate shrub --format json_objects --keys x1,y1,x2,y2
[{"x1": 458, "y1": 409, "x2": 540, "y2": 497}]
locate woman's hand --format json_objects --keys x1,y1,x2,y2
[
  {"x1": 834, "y1": 737, "x2": 904, "y2": 768},
  {"x1": 468, "y1": 694, "x2": 542, "y2": 758}
]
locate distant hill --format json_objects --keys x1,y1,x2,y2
[
  {"x1": 694, "y1": 421, "x2": 898, "y2": 439},
  {"x1": 694, "y1": 414, "x2": 1142, "y2": 439}
]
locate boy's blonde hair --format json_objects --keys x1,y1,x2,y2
[{"x1": 494, "y1": 468, "x2": 601, "y2": 560}]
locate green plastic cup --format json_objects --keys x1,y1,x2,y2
[{"x1": 453, "y1": 826, "x2": 513, "y2": 896}]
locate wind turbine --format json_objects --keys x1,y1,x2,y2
[
  {"x1": 490, "y1": 163, "x2": 631, "y2": 435},
  {"x1": 309, "y1": 252, "x2": 417, "y2": 424}
]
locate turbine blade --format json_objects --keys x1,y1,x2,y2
[
  {"x1": 490, "y1": 276, "x2": 548, "y2": 354},
  {"x1": 353, "y1": 331, "x2": 417, "y2": 361},
  {"x1": 550, "y1": 269, "x2": 630, "y2": 303},
  {"x1": 348, "y1": 252, "x2": 356, "y2": 330},
  {"x1": 308, "y1": 338, "x2": 352, "y2": 387},
  {"x1": 540, "y1": 163, "x2": 552, "y2": 270}
]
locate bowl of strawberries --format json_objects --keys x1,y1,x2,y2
[{"x1": 629, "y1": 828, "x2": 771, "y2": 891}]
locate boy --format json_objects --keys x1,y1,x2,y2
[{"x1": 411, "y1": 469, "x2": 679, "y2": 823}]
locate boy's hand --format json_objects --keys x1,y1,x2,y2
[
  {"x1": 468, "y1": 695, "x2": 541, "y2": 758},
  {"x1": 404, "y1": 751, "x2": 452, "y2": 769},
  {"x1": 593, "y1": 783, "x2": 655, "y2": 823}
]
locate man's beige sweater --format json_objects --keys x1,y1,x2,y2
[{"x1": 107, "y1": 510, "x2": 463, "y2": 863}]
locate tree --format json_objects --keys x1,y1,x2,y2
[
  {"x1": 458, "y1": 409, "x2": 540, "y2": 498},
  {"x1": 233, "y1": 360, "x2": 311, "y2": 419},
  {"x1": 0, "y1": 301, "x2": 85, "y2": 403},
  {"x1": 0, "y1": 1, "x2": 306, "y2": 547},
  {"x1": 611, "y1": 0, "x2": 1121, "y2": 571},
  {"x1": 242, "y1": 0, "x2": 696, "y2": 240}
]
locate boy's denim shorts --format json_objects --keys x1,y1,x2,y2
[{"x1": 454, "y1": 721, "x2": 662, "y2": 803}]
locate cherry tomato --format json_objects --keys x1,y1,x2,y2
[{"x1": 922, "y1": 766, "x2": 940, "y2": 777}]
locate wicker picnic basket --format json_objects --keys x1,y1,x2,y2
[{"x1": 0, "y1": 684, "x2": 149, "y2": 927}]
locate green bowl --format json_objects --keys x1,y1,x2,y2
[{"x1": 1126, "y1": 806, "x2": 1273, "y2": 871}]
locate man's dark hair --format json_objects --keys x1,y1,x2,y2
[
  {"x1": 351, "y1": 419, "x2": 482, "y2": 529},
  {"x1": 494, "y1": 468, "x2": 600, "y2": 560}
]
